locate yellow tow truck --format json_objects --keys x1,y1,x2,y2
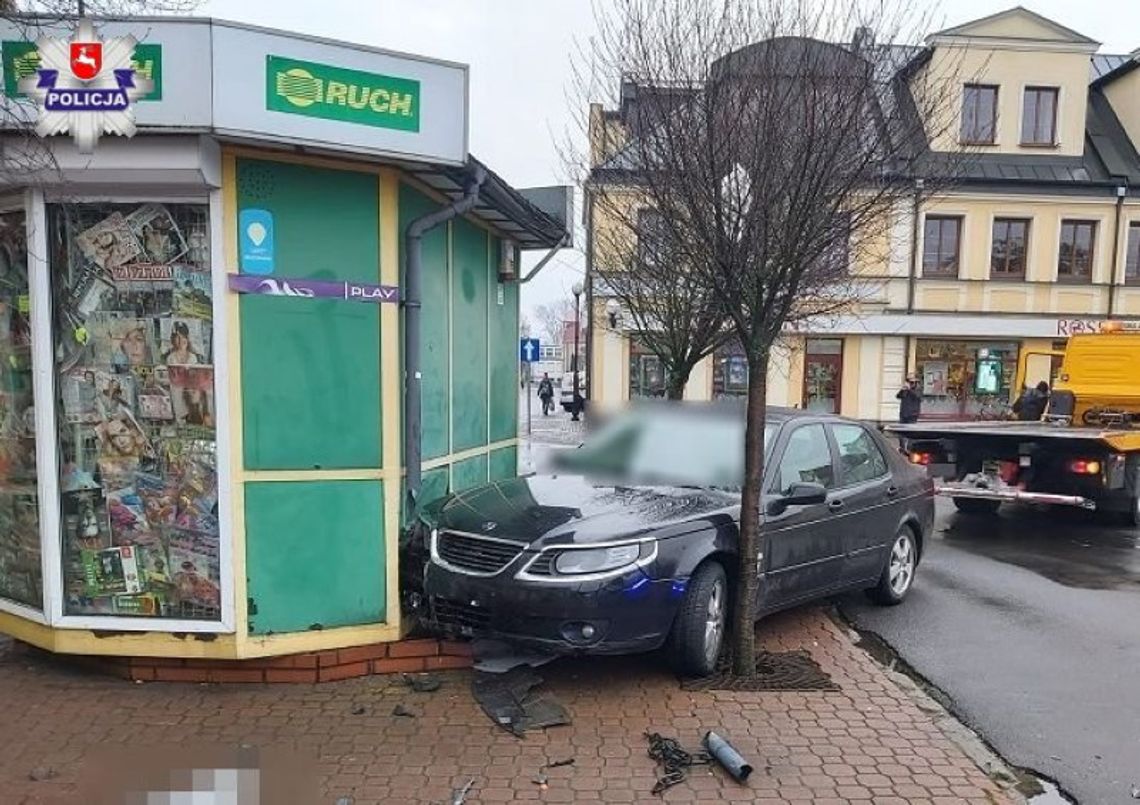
[{"x1": 888, "y1": 321, "x2": 1140, "y2": 526}]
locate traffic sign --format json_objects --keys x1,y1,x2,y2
[{"x1": 520, "y1": 337, "x2": 540, "y2": 363}]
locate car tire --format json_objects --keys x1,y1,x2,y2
[
  {"x1": 952, "y1": 497, "x2": 1001, "y2": 515},
  {"x1": 667, "y1": 561, "x2": 727, "y2": 677},
  {"x1": 867, "y1": 527, "x2": 918, "y2": 606}
]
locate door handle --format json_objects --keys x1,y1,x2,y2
[
  {"x1": 828, "y1": 499, "x2": 845, "y2": 512},
  {"x1": 886, "y1": 485, "x2": 899, "y2": 498}
]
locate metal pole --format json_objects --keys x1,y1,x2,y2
[
  {"x1": 526, "y1": 361, "x2": 532, "y2": 436},
  {"x1": 571, "y1": 290, "x2": 582, "y2": 422}
]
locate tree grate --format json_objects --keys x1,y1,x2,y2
[{"x1": 681, "y1": 649, "x2": 840, "y2": 692}]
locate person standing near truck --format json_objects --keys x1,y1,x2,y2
[
  {"x1": 1013, "y1": 381, "x2": 1050, "y2": 421},
  {"x1": 897, "y1": 376, "x2": 922, "y2": 424}
]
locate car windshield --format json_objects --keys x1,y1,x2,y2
[{"x1": 554, "y1": 408, "x2": 775, "y2": 490}]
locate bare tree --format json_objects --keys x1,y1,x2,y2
[
  {"x1": 532, "y1": 299, "x2": 576, "y2": 346},
  {"x1": 581, "y1": 0, "x2": 964, "y2": 675}
]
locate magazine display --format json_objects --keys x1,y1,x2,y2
[{"x1": 51, "y1": 203, "x2": 219, "y2": 620}]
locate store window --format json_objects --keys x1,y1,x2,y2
[
  {"x1": 628, "y1": 337, "x2": 665, "y2": 398},
  {"x1": 915, "y1": 339, "x2": 1019, "y2": 418},
  {"x1": 803, "y1": 338, "x2": 843, "y2": 414},
  {"x1": 49, "y1": 203, "x2": 219, "y2": 620},
  {"x1": 0, "y1": 211, "x2": 42, "y2": 611},
  {"x1": 1126, "y1": 222, "x2": 1140, "y2": 285},
  {"x1": 712, "y1": 344, "x2": 748, "y2": 398},
  {"x1": 922, "y1": 216, "x2": 961, "y2": 277},
  {"x1": 960, "y1": 84, "x2": 998, "y2": 145},
  {"x1": 1058, "y1": 220, "x2": 1096, "y2": 282},
  {"x1": 991, "y1": 218, "x2": 1030, "y2": 279}
]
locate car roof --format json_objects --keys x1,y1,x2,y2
[{"x1": 619, "y1": 400, "x2": 857, "y2": 425}]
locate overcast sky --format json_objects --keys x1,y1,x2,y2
[{"x1": 202, "y1": 0, "x2": 1140, "y2": 327}]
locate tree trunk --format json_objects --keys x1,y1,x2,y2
[
  {"x1": 731, "y1": 348, "x2": 769, "y2": 676},
  {"x1": 665, "y1": 368, "x2": 687, "y2": 400}
]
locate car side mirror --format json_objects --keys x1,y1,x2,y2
[{"x1": 767, "y1": 482, "x2": 827, "y2": 514}]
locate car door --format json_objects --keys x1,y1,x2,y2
[
  {"x1": 760, "y1": 423, "x2": 845, "y2": 608},
  {"x1": 827, "y1": 423, "x2": 898, "y2": 584}
]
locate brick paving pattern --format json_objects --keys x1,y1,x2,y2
[{"x1": 0, "y1": 607, "x2": 1011, "y2": 804}]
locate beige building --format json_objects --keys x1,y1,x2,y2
[{"x1": 585, "y1": 7, "x2": 1140, "y2": 422}]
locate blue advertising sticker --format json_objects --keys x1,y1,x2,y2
[{"x1": 239, "y1": 208, "x2": 275, "y2": 275}]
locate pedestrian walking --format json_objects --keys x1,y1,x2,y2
[
  {"x1": 537, "y1": 373, "x2": 555, "y2": 416},
  {"x1": 897, "y1": 376, "x2": 922, "y2": 424}
]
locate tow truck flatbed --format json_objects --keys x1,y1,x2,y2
[{"x1": 887, "y1": 421, "x2": 1140, "y2": 452}]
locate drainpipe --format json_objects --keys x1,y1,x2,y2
[
  {"x1": 1107, "y1": 183, "x2": 1127, "y2": 319},
  {"x1": 906, "y1": 178, "x2": 924, "y2": 315},
  {"x1": 404, "y1": 163, "x2": 487, "y2": 511}
]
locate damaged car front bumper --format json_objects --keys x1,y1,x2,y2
[{"x1": 417, "y1": 529, "x2": 686, "y2": 655}]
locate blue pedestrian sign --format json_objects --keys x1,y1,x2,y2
[
  {"x1": 520, "y1": 338, "x2": 540, "y2": 363},
  {"x1": 239, "y1": 208, "x2": 276, "y2": 275}
]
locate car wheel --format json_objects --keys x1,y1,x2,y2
[
  {"x1": 952, "y1": 497, "x2": 1001, "y2": 515},
  {"x1": 668, "y1": 561, "x2": 727, "y2": 677},
  {"x1": 867, "y1": 527, "x2": 918, "y2": 606}
]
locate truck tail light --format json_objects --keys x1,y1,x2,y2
[
  {"x1": 1069, "y1": 459, "x2": 1102, "y2": 475},
  {"x1": 909, "y1": 451, "x2": 934, "y2": 466}
]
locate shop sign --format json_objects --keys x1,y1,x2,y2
[
  {"x1": 266, "y1": 55, "x2": 420, "y2": 132},
  {"x1": 228, "y1": 274, "x2": 399, "y2": 304},
  {"x1": 238, "y1": 208, "x2": 275, "y2": 276},
  {"x1": 1055, "y1": 318, "x2": 1109, "y2": 336},
  {"x1": 3, "y1": 39, "x2": 162, "y2": 100},
  {"x1": 15, "y1": 20, "x2": 153, "y2": 154}
]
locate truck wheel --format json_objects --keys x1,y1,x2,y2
[
  {"x1": 667, "y1": 561, "x2": 727, "y2": 677},
  {"x1": 952, "y1": 498, "x2": 1001, "y2": 515},
  {"x1": 867, "y1": 527, "x2": 918, "y2": 606}
]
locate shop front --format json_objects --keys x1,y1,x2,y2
[
  {"x1": 0, "y1": 17, "x2": 567, "y2": 666},
  {"x1": 913, "y1": 339, "x2": 1020, "y2": 418}
]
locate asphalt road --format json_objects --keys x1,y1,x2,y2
[{"x1": 840, "y1": 498, "x2": 1140, "y2": 805}]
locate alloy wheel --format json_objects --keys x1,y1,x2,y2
[
  {"x1": 889, "y1": 533, "x2": 915, "y2": 597},
  {"x1": 704, "y1": 578, "x2": 725, "y2": 668}
]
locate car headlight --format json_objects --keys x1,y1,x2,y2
[{"x1": 553, "y1": 543, "x2": 645, "y2": 575}]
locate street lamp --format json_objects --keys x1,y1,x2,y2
[
  {"x1": 605, "y1": 298, "x2": 621, "y2": 329},
  {"x1": 571, "y1": 280, "x2": 584, "y2": 421}
]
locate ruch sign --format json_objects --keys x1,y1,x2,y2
[{"x1": 227, "y1": 274, "x2": 399, "y2": 304}]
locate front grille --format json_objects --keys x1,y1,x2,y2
[
  {"x1": 431, "y1": 597, "x2": 491, "y2": 632},
  {"x1": 524, "y1": 552, "x2": 556, "y2": 576},
  {"x1": 436, "y1": 531, "x2": 524, "y2": 575}
]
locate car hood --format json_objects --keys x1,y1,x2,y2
[{"x1": 432, "y1": 475, "x2": 738, "y2": 547}]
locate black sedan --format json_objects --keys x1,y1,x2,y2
[{"x1": 405, "y1": 405, "x2": 933, "y2": 675}]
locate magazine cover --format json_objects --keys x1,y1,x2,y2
[
  {"x1": 88, "y1": 315, "x2": 156, "y2": 370},
  {"x1": 137, "y1": 541, "x2": 171, "y2": 586},
  {"x1": 172, "y1": 266, "x2": 212, "y2": 319},
  {"x1": 167, "y1": 528, "x2": 220, "y2": 608},
  {"x1": 106, "y1": 485, "x2": 152, "y2": 545},
  {"x1": 97, "y1": 456, "x2": 140, "y2": 491},
  {"x1": 168, "y1": 366, "x2": 215, "y2": 428},
  {"x1": 93, "y1": 370, "x2": 136, "y2": 419},
  {"x1": 125, "y1": 204, "x2": 187, "y2": 264},
  {"x1": 113, "y1": 592, "x2": 162, "y2": 616},
  {"x1": 76, "y1": 212, "x2": 143, "y2": 269},
  {"x1": 60, "y1": 369, "x2": 100, "y2": 424},
  {"x1": 158, "y1": 318, "x2": 211, "y2": 365},
  {"x1": 106, "y1": 263, "x2": 176, "y2": 316},
  {"x1": 96, "y1": 408, "x2": 154, "y2": 460},
  {"x1": 62, "y1": 490, "x2": 111, "y2": 553},
  {"x1": 80, "y1": 545, "x2": 142, "y2": 596},
  {"x1": 135, "y1": 472, "x2": 177, "y2": 528}
]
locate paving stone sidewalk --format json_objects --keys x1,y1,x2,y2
[{"x1": 0, "y1": 606, "x2": 1013, "y2": 804}]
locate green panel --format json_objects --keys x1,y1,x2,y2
[
  {"x1": 238, "y1": 159, "x2": 381, "y2": 469},
  {"x1": 3, "y1": 41, "x2": 163, "y2": 100},
  {"x1": 245, "y1": 480, "x2": 384, "y2": 634},
  {"x1": 489, "y1": 446, "x2": 517, "y2": 482},
  {"x1": 489, "y1": 252, "x2": 519, "y2": 442},
  {"x1": 401, "y1": 466, "x2": 451, "y2": 528},
  {"x1": 452, "y1": 454, "x2": 488, "y2": 492},
  {"x1": 267, "y1": 55, "x2": 420, "y2": 132},
  {"x1": 399, "y1": 184, "x2": 449, "y2": 460},
  {"x1": 451, "y1": 218, "x2": 489, "y2": 451}
]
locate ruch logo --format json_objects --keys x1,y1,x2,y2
[
  {"x1": 266, "y1": 55, "x2": 421, "y2": 132},
  {"x1": 18, "y1": 19, "x2": 153, "y2": 153}
]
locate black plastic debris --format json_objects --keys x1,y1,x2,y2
[
  {"x1": 703, "y1": 731, "x2": 753, "y2": 782},
  {"x1": 546, "y1": 758, "x2": 575, "y2": 769},
  {"x1": 350, "y1": 705, "x2": 366, "y2": 716},
  {"x1": 471, "y1": 666, "x2": 570, "y2": 737},
  {"x1": 645, "y1": 731, "x2": 710, "y2": 795},
  {"x1": 402, "y1": 672, "x2": 442, "y2": 693},
  {"x1": 392, "y1": 703, "x2": 416, "y2": 718}
]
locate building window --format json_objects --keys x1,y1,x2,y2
[
  {"x1": 1058, "y1": 220, "x2": 1096, "y2": 282},
  {"x1": 712, "y1": 344, "x2": 748, "y2": 398},
  {"x1": 48, "y1": 202, "x2": 220, "y2": 621},
  {"x1": 1126, "y1": 222, "x2": 1140, "y2": 285},
  {"x1": 991, "y1": 218, "x2": 1030, "y2": 279},
  {"x1": 628, "y1": 337, "x2": 665, "y2": 398},
  {"x1": 961, "y1": 84, "x2": 998, "y2": 144},
  {"x1": 803, "y1": 338, "x2": 843, "y2": 414},
  {"x1": 922, "y1": 216, "x2": 962, "y2": 277},
  {"x1": 1021, "y1": 87, "x2": 1058, "y2": 146},
  {"x1": 915, "y1": 340, "x2": 1019, "y2": 418}
]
